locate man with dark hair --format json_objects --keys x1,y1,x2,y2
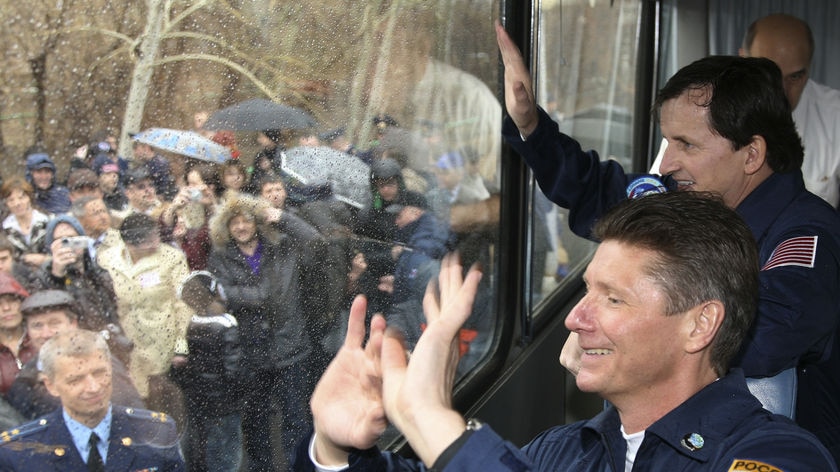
[
  {"x1": 115, "y1": 167, "x2": 161, "y2": 223},
  {"x1": 496, "y1": 23, "x2": 840, "y2": 459},
  {"x1": 92, "y1": 159, "x2": 127, "y2": 212},
  {"x1": 66, "y1": 168, "x2": 104, "y2": 203},
  {"x1": 71, "y1": 197, "x2": 121, "y2": 258},
  {"x1": 0, "y1": 330, "x2": 183, "y2": 471},
  {"x1": 97, "y1": 213, "x2": 191, "y2": 418},
  {"x1": 298, "y1": 193, "x2": 836, "y2": 471},
  {"x1": 131, "y1": 141, "x2": 177, "y2": 202},
  {"x1": 740, "y1": 14, "x2": 840, "y2": 208}
]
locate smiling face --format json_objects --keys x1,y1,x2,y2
[
  {"x1": 565, "y1": 241, "x2": 692, "y2": 404},
  {"x1": 43, "y1": 350, "x2": 112, "y2": 427},
  {"x1": 228, "y1": 214, "x2": 257, "y2": 246},
  {"x1": 31, "y1": 168, "x2": 54, "y2": 190},
  {"x1": 658, "y1": 90, "x2": 755, "y2": 209},
  {"x1": 6, "y1": 189, "x2": 32, "y2": 217}
]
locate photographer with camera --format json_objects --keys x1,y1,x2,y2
[{"x1": 30, "y1": 215, "x2": 132, "y2": 367}]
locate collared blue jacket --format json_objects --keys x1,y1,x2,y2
[
  {"x1": 293, "y1": 371, "x2": 835, "y2": 471},
  {"x1": 503, "y1": 109, "x2": 840, "y2": 458},
  {"x1": 0, "y1": 406, "x2": 184, "y2": 471}
]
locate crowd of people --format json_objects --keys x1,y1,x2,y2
[{"x1": 0, "y1": 101, "x2": 500, "y2": 471}]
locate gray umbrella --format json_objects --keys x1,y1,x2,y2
[
  {"x1": 204, "y1": 98, "x2": 317, "y2": 131},
  {"x1": 280, "y1": 146, "x2": 371, "y2": 209}
]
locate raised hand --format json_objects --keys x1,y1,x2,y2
[
  {"x1": 495, "y1": 20, "x2": 540, "y2": 137},
  {"x1": 380, "y1": 253, "x2": 483, "y2": 466},
  {"x1": 310, "y1": 295, "x2": 388, "y2": 466}
]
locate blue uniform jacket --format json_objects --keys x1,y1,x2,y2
[
  {"x1": 0, "y1": 406, "x2": 184, "y2": 471},
  {"x1": 292, "y1": 371, "x2": 835, "y2": 471},
  {"x1": 503, "y1": 108, "x2": 840, "y2": 456}
]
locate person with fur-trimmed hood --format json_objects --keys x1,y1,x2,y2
[{"x1": 207, "y1": 193, "x2": 320, "y2": 471}]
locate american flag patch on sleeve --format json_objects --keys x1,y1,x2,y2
[{"x1": 761, "y1": 236, "x2": 818, "y2": 271}]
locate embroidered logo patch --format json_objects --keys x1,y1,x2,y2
[
  {"x1": 728, "y1": 459, "x2": 782, "y2": 472},
  {"x1": 761, "y1": 236, "x2": 818, "y2": 271},
  {"x1": 625, "y1": 176, "x2": 667, "y2": 200}
]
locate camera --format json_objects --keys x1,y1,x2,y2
[
  {"x1": 61, "y1": 236, "x2": 90, "y2": 250},
  {"x1": 189, "y1": 188, "x2": 203, "y2": 201}
]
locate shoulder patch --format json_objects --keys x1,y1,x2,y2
[
  {"x1": 728, "y1": 459, "x2": 782, "y2": 472},
  {"x1": 0, "y1": 418, "x2": 49, "y2": 444},
  {"x1": 761, "y1": 236, "x2": 818, "y2": 271},
  {"x1": 626, "y1": 176, "x2": 667, "y2": 200}
]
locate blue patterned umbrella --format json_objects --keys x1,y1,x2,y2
[{"x1": 132, "y1": 128, "x2": 232, "y2": 163}]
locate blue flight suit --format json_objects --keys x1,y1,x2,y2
[
  {"x1": 0, "y1": 406, "x2": 184, "y2": 471},
  {"x1": 502, "y1": 108, "x2": 840, "y2": 460},
  {"x1": 292, "y1": 371, "x2": 836, "y2": 471}
]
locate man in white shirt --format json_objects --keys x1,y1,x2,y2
[{"x1": 740, "y1": 14, "x2": 840, "y2": 208}]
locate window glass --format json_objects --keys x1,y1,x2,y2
[
  {"x1": 530, "y1": 0, "x2": 642, "y2": 310},
  {"x1": 1, "y1": 0, "x2": 501, "y2": 467}
]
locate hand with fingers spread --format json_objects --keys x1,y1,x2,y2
[
  {"x1": 380, "y1": 253, "x2": 483, "y2": 467},
  {"x1": 310, "y1": 295, "x2": 389, "y2": 466},
  {"x1": 495, "y1": 20, "x2": 539, "y2": 138}
]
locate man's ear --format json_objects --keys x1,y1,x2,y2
[
  {"x1": 743, "y1": 135, "x2": 767, "y2": 175},
  {"x1": 41, "y1": 374, "x2": 60, "y2": 398},
  {"x1": 685, "y1": 301, "x2": 724, "y2": 354}
]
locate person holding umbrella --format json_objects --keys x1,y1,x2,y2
[
  {"x1": 132, "y1": 140, "x2": 178, "y2": 202},
  {"x1": 245, "y1": 129, "x2": 285, "y2": 195}
]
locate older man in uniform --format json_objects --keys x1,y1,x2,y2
[{"x1": 0, "y1": 329, "x2": 184, "y2": 471}]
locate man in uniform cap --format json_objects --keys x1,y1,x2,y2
[{"x1": 0, "y1": 329, "x2": 184, "y2": 471}]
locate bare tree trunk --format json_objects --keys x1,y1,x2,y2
[
  {"x1": 118, "y1": 0, "x2": 167, "y2": 159},
  {"x1": 28, "y1": 54, "x2": 48, "y2": 147}
]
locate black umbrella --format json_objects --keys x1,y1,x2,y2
[{"x1": 204, "y1": 98, "x2": 317, "y2": 131}]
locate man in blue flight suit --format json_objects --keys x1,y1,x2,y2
[
  {"x1": 496, "y1": 22, "x2": 840, "y2": 461},
  {"x1": 294, "y1": 193, "x2": 836, "y2": 471},
  {"x1": 0, "y1": 329, "x2": 184, "y2": 471}
]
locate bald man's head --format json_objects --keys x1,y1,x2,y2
[{"x1": 740, "y1": 14, "x2": 814, "y2": 109}]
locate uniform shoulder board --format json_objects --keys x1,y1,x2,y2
[
  {"x1": 0, "y1": 417, "x2": 50, "y2": 444},
  {"x1": 122, "y1": 407, "x2": 174, "y2": 424}
]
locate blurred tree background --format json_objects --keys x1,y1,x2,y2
[{"x1": 0, "y1": 0, "x2": 498, "y2": 179}]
